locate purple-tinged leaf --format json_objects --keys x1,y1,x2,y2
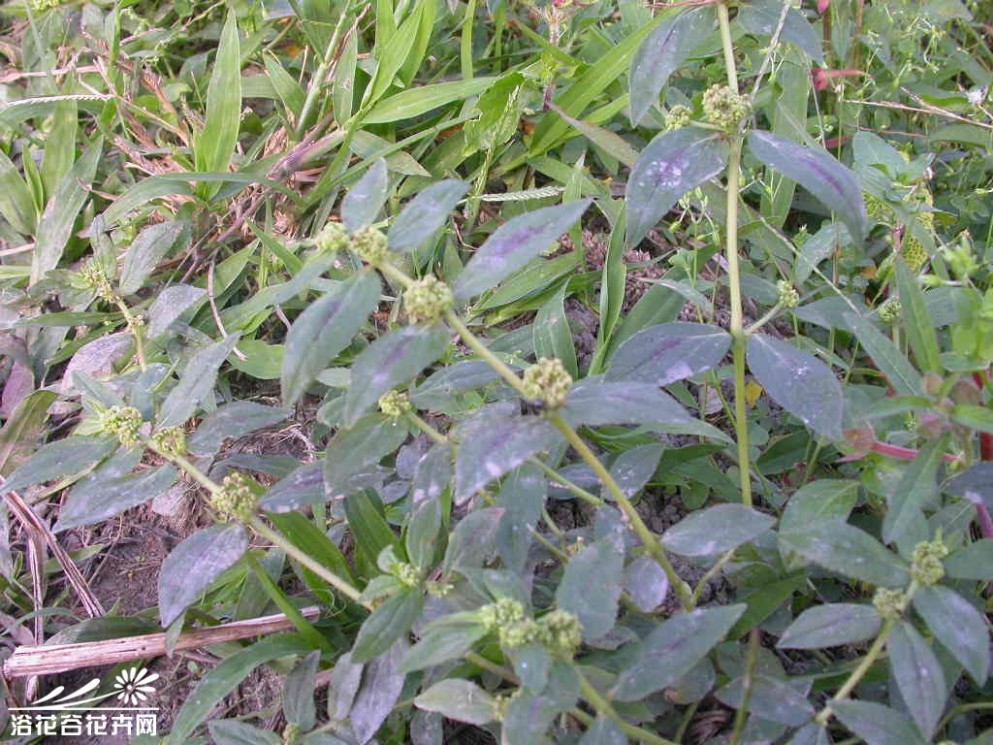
[
  {"x1": 388, "y1": 179, "x2": 468, "y2": 252},
  {"x1": 625, "y1": 129, "x2": 727, "y2": 247},
  {"x1": 747, "y1": 131, "x2": 868, "y2": 245},
  {"x1": 342, "y1": 158, "x2": 389, "y2": 232},
  {"x1": 454, "y1": 200, "x2": 591, "y2": 300},
  {"x1": 887, "y1": 621, "x2": 947, "y2": 738},
  {"x1": 606, "y1": 322, "x2": 731, "y2": 385},
  {"x1": 159, "y1": 524, "x2": 248, "y2": 626}
]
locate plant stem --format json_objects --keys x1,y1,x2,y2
[
  {"x1": 745, "y1": 302, "x2": 783, "y2": 335},
  {"x1": 575, "y1": 666, "x2": 678, "y2": 745},
  {"x1": 550, "y1": 414, "x2": 693, "y2": 611},
  {"x1": 717, "y1": 3, "x2": 753, "y2": 508},
  {"x1": 814, "y1": 617, "x2": 895, "y2": 725},
  {"x1": 444, "y1": 311, "x2": 532, "y2": 399},
  {"x1": 691, "y1": 548, "x2": 736, "y2": 606},
  {"x1": 251, "y1": 518, "x2": 365, "y2": 605},
  {"x1": 146, "y1": 442, "x2": 222, "y2": 495}
]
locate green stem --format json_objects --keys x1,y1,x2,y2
[
  {"x1": 146, "y1": 442, "x2": 222, "y2": 495},
  {"x1": 717, "y1": 3, "x2": 752, "y2": 508},
  {"x1": 251, "y1": 518, "x2": 365, "y2": 605},
  {"x1": 575, "y1": 667, "x2": 678, "y2": 745},
  {"x1": 745, "y1": 302, "x2": 783, "y2": 335},
  {"x1": 550, "y1": 414, "x2": 693, "y2": 611},
  {"x1": 245, "y1": 552, "x2": 332, "y2": 651},
  {"x1": 690, "y1": 548, "x2": 736, "y2": 606},
  {"x1": 729, "y1": 629, "x2": 761, "y2": 745},
  {"x1": 116, "y1": 301, "x2": 147, "y2": 372},
  {"x1": 814, "y1": 618, "x2": 895, "y2": 725},
  {"x1": 444, "y1": 311, "x2": 533, "y2": 399}
]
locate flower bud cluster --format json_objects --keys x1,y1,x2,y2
[
  {"x1": 211, "y1": 472, "x2": 257, "y2": 523},
  {"x1": 665, "y1": 105, "x2": 692, "y2": 130},
  {"x1": 392, "y1": 561, "x2": 422, "y2": 588},
  {"x1": 479, "y1": 600, "x2": 582, "y2": 658},
  {"x1": 479, "y1": 598, "x2": 526, "y2": 630},
  {"x1": 350, "y1": 226, "x2": 390, "y2": 265},
  {"x1": 878, "y1": 298, "x2": 902, "y2": 324},
  {"x1": 150, "y1": 426, "x2": 187, "y2": 458},
  {"x1": 99, "y1": 406, "x2": 143, "y2": 448},
  {"x1": 404, "y1": 275, "x2": 454, "y2": 323},
  {"x1": 702, "y1": 85, "x2": 751, "y2": 130},
  {"x1": 378, "y1": 390, "x2": 413, "y2": 418},
  {"x1": 872, "y1": 587, "x2": 907, "y2": 622},
  {"x1": 314, "y1": 222, "x2": 350, "y2": 255},
  {"x1": 79, "y1": 261, "x2": 117, "y2": 303},
  {"x1": 776, "y1": 280, "x2": 800, "y2": 309},
  {"x1": 521, "y1": 358, "x2": 572, "y2": 410},
  {"x1": 911, "y1": 538, "x2": 949, "y2": 586}
]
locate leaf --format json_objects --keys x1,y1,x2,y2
[
  {"x1": 415, "y1": 679, "x2": 496, "y2": 726},
  {"x1": 158, "y1": 335, "x2": 241, "y2": 427},
  {"x1": 454, "y1": 200, "x2": 590, "y2": 300},
  {"x1": 188, "y1": 401, "x2": 291, "y2": 457},
  {"x1": 629, "y1": 7, "x2": 715, "y2": 125},
  {"x1": 738, "y1": 0, "x2": 825, "y2": 63},
  {"x1": 388, "y1": 180, "x2": 468, "y2": 253},
  {"x1": 887, "y1": 621, "x2": 947, "y2": 738},
  {"x1": 194, "y1": 11, "x2": 242, "y2": 195},
  {"x1": 281, "y1": 273, "x2": 382, "y2": 405},
  {"x1": 778, "y1": 603, "x2": 882, "y2": 649},
  {"x1": 716, "y1": 674, "x2": 814, "y2": 727},
  {"x1": 55, "y1": 464, "x2": 179, "y2": 531},
  {"x1": 454, "y1": 415, "x2": 560, "y2": 502},
  {"x1": 612, "y1": 605, "x2": 745, "y2": 701},
  {"x1": 624, "y1": 555, "x2": 669, "y2": 612},
  {"x1": 349, "y1": 639, "x2": 408, "y2": 744},
  {"x1": 209, "y1": 720, "x2": 282, "y2": 745},
  {"x1": 625, "y1": 129, "x2": 728, "y2": 247},
  {"x1": 580, "y1": 716, "x2": 628, "y2": 745},
  {"x1": 747, "y1": 131, "x2": 868, "y2": 246},
  {"x1": 832, "y1": 700, "x2": 928, "y2": 745},
  {"x1": 342, "y1": 159, "x2": 389, "y2": 232},
  {"x1": 411, "y1": 360, "x2": 504, "y2": 411},
  {"x1": 283, "y1": 651, "x2": 320, "y2": 730},
  {"x1": 780, "y1": 480, "x2": 858, "y2": 534},
  {"x1": 501, "y1": 690, "x2": 561, "y2": 744},
  {"x1": 406, "y1": 497, "x2": 442, "y2": 571},
  {"x1": 609, "y1": 443, "x2": 664, "y2": 498},
  {"x1": 442, "y1": 507, "x2": 504, "y2": 573},
  {"x1": 944, "y1": 538, "x2": 993, "y2": 580},
  {"x1": 364, "y1": 77, "x2": 497, "y2": 123},
  {"x1": 605, "y1": 322, "x2": 731, "y2": 385},
  {"x1": 344, "y1": 489, "x2": 402, "y2": 574},
  {"x1": 411, "y1": 443, "x2": 454, "y2": 507},
  {"x1": 561, "y1": 379, "x2": 692, "y2": 428},
  {"x1": 747, "y1": 334, "x2": 843, "y2": 440},
  {"x1": 148, "y1": 285, "x2": 207, "y2": 338},
  {"x1": 0, "y1": 148, "x2": 37, "y2": 234},
  {"x1": 342, "y1": 325, "x2": 450, "y2": 426},
  {"x1": 0, "y1": 436, "x2": 118, "y2": 496},
  {"x1": 0, "y1": 390, "x2": 58, "y2": 477},
  {"x1": 351, "y1": 589, "x2": 424, "y2": 663},
  {"x1": 778, "y1": 522, "x2": 911, "y2": 587},
  {"x1": 159, "y1": 524, "x2": 249, "y2": 626},
  {"x1": 914, "y1": 586, "x2": 990, "y2": 685},
  {"x1": 548, "y1": 104, "x2": 639, "y2": 167},
  {"x1": 556, "y1": 536, "x2": 624, "y2": 640},
  {"x1": 882, "y1": 438, "x2": 944, "y2": 544},
  {"x1": 401, "y1": 617, "x2": 489, "y2": 673},
  {"x1": 894, "y1": 258, "x2": 941, "y2": 373},
  {"x1": 169, "y1": 634, "x2": 311, "y2": 744},
  {"x1": 30, "y1": 139, "x2": 102, "y2": 284},
  {"x1": 119, "y1": 220, "x2": 188, "y2": 295},
  {"x1": 844, "y1": 313, "x2": 923, "y2": 396},
  {"x1": 662, "y1": 504, "x2": 775, "y2": 557},
  {"x1": 496, "y1": 465, "x2": 545, "y2": 572},
  {"x1": 533, "y1": 284, "x2": 578, "y2": 379}
]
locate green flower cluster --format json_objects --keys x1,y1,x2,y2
[
  {"x1": 392, "y1": 561, "x2": 422, "y2": 588},
  {"x1": 776, "y1": 280, "x2": 800, "y2": 309},
  {"x1": 378, "y1": 389, "x2": 413, "y2": 418},
  {"x1": 314, "y1": 221, "x2": 349, "y2": 255},
  {"x1": 911, "y1": 538, "x2": 949, "y2": 586},
  {"x1": 99, "y1": 406, "x2": 143, "y2": 448},
  {"x1": 878, "y1": 298, "x2": 902, "y2": 324},
  {"x1": 521, "y1": 357, "x2": 572, "y2": 410},
  {"x1": 404, "y1": 275, "x2": 454, "y2": 323},
  {"x1": 79, "y1": 261, "x2": 117, "y2": 303},
  {"x1": 479, "y1": 598, "x2": 526, "y2": 629},
  {"x1": 479, "y1": 600, "x2": 582, "y2": 657},
  {"x1": 211, "y1": 472, "x2": 257, "y2": 523},
  {"x1": 665, "y1": 105, "x2": 692, "y2": 130},
  {"x1": 702, "y1": 84, "x2": 750, "y2": 130},
  {"x1": 150, "y1": 426, "x2": 187, "y2": 458},
  {"x1": 30, "y1": 0, "x2": 61, "y2": 11},
  {"x1": 350, "y1": 226, "x2": 390, "y2": 265},
  {"x1": 872, "y1": 587, "x2": 907, "y2": 622}
]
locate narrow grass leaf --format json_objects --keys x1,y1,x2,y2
[{"x1": 195, "y1": 11, "x2": 242, "y2": 197}]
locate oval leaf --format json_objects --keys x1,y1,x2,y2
[
  {"x1": 119, "y1": 220, "x2": 188, "y2": 295},
  {"x1": 625, "y1": 129, "x2": 728, "y2": 247},
  {"x1": 454, "y1": 416, "x2": 559, "y2": 503},
  {"x1": 342, "y1": 159, "x2": 389, "y2": 232},
  {"x1": 913, "y1": 586, "x2": 989, "y2": 685},
  {"x1": 342, "y1": 325, "x2": 451, "y2": 426},
  {"x1": 159, "y1": 524, "x2": 248, "y2": 626},
  {"x1": 832, "y1": 700, "x2": 928, "y2": 745},
  {"x1": 158, "y1": 335, "x2": 241, "y2": 427},
  {"x1": 454, "y1": 199, "x2": 591, "y2": 300},
  {"x1": 281, "y1": 273, "x2": 382, "y2": 405},
  {"x1": 778, "y1": 522, "x2": 910, "y2": 587},
  {"x1": 388, "y1": 179, "x2": 468, "y2": 253},
  {"x1": 662, "y1": 503, "x2": 775, "y2": 557},
  {"x1": 777, "y1": 603, "x2": 882, "y2": 649},
  {"x1": 612, "y1": 604, "x2": 745, "y2": 701},
  {"x1": 887, "y1": 621, "x2": 947, "y2": 738},
  {"x1": 351, "y1": 589, "x2": 424, "y2": 663},
  {"x1": 561, "y1": 379, "x2": 692, "y2": 428},
  {"x1": 556, "y1": 537, "x2": 625, "y2": 640},
  {"x1": 629, "y1": 7, "x2": 715, "y2": 125},
  {"x1": 55, "y1": 465, "x2": 179, "y2": 532},
  {"x1": 747, "y1": 131, "x2": 868, "y2": 246},
  {"x1": 747, "y1": 334, "x2": 843, "y2": 440},
  {"x1": 606, "y1": 322, "x2": 731, "y2": 385},
  {"x1": 738, "y1": 0, "x2": 824, "y2": 63},
  {"x1": 415, "y1": 679, "x2": 496, "y2": 726}
]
